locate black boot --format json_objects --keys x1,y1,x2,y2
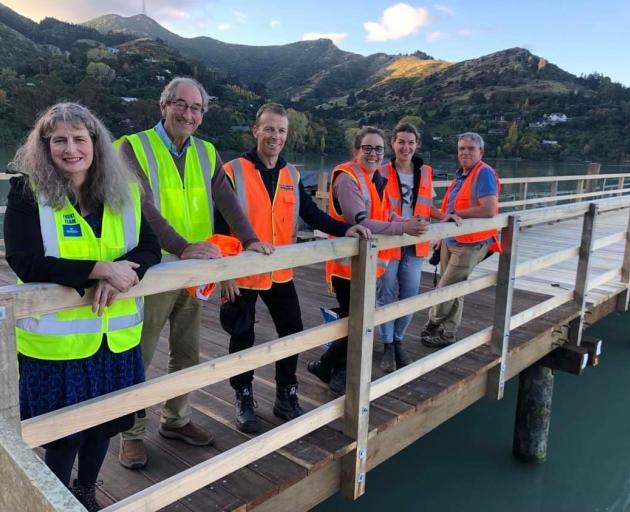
[
  {"x1": 273, "y1": 384, "x2": 305, "y2": 420},
  {"x1": 380, "y1": 344, "x2": 396, "y2": 373},
  {"x1": 394, "y1": 342, "x2": 412, "y2": 368},
  {"x1": 328, "y1": 367, "x2": 347, "y2": 397},
  {"x1": 70, "y1": 479, "x2": 101, "y2": 512},
  {"x1": 307, "y1": 360, "x2": 332, "y2": 383},
  {"x1": 235, "y1": 385, "x2": 259, "y2": 433}
]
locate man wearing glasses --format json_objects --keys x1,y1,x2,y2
[{"x1": 116, "y1": 77, "x2": 270, "y2": 469}]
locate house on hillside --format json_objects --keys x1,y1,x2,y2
[{"x1": 544, "y1": 113, "x2": 568, "y2": 124}]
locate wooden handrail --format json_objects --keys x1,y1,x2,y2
[
  {"x1": 19, "y1": 210, "x2": 629, "y2": 447},
  {"x1": 2, "y1": 195, "x2": 630, "y2": 320}
]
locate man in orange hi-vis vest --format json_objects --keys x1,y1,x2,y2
[
  {"x1": 421, "y1": 132, "x2": 501, "y2": 348},
  {"x1": 216, "y1": 103, "x2": 371, "y2": 433}
]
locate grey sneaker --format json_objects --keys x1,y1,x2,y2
[
  {"x1": 420, "y1": 321, "x2": 441, "y2": 342},
  {"x1": 421, "y1": 330, "x2": 456, "y2": 348}
]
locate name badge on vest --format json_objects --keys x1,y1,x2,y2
[
  {"x1": 63, "y1": 224, "x2": 82, "y2": 237},
  {"x1": 62, "y1": 213, "x2": 82, "y2": 237}
]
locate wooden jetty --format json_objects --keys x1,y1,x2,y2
[{"x1": 0, "y1": 170, "x2": 629, "y2": 511}]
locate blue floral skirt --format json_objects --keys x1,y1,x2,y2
[{"x1": 18, "y1": 338, "x2": 145, "y2": 448}]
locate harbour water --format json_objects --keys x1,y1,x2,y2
[{"x1": 316, "y1": 312, "x2": 630, "y2": 512}]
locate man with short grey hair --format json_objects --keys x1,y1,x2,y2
[
  {"x1": 116, "y1": 76, "x2": 272, "y2": 469},
  {"x1": 421, "y1": 132, "x2": 501, "y2": 348}
]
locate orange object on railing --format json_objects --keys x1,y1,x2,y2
[{"x1": 186, "y1": 234, "x2": 243, "y2": 300}]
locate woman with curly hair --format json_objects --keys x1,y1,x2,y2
[{"x1": 5, "y1": 102, "x2": 161, "y2": 510}]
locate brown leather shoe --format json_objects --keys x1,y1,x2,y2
[
  {"x1": 158, "y1": 421, "x2": 214, "y2": 446},
  {"x1": 118, "y1": 438, "x2": 147, "y2": 469}
]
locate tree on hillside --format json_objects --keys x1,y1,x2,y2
[
  {"x1": 503, "y1": 121, "x2": 519, "y2": 156},
  {"x1": 399, "y1": 115, "x2": 424, "y2": 128},
  {"x1": 86, "y1": 62, "x2": 115, "y2": 85},
  {"x1": 286, "y1": 108, "x2": 309, "y2": 152}
]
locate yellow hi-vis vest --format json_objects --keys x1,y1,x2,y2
[
  {"x1": 117, "y1": 129, "x2": 216, "y2": 250},
  {"x1": 15, "y1": 185, "x2": 144, "y2": 360}
]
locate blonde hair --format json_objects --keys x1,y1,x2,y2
[{"x1": 10, "y1": 102, "x2": 137, "y2": 212}]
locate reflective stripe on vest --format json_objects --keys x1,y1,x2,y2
[
  {"x1": 441, "y1": 160, "x2": 502, "y2": 249},
  {"x1": 16, "y1": 186, "x2": 144, "y2": 360},
  {"x1": 325, "y1": 161, "x2": 390, "y2": 282},
  {"x1": 226, "y1": 157, "x2": 300, "y2": 289},
  {"x1": 124, "y1": 130, "x2": 215, "y2": 246},
  {"x1": 18, "y1": 297, "x2": 144, "y2": 335},
  {"x1": 385, "y1": 162, "x2": 433, "y2": 258},
  {"x1": 37, "y1": 195, "x2": 138, "y2": 256}
]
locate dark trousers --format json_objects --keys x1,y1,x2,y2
[
  {"x1": 44, "y1": 430, "x2": 110, "y2": 488},
  {"x1": 319, "y1": 276, "x2": 351, "y2": 373},
  {"x1": 229, "y1": 280, "x2": 303, "y2": 390}
]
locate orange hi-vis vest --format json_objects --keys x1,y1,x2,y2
[
  {"x1": 224, "y1": 157, "x2": 300, "y2": 290},
  {"x1": 441, "y1": 160, "x2": 502, "y2": 252},
  {"x1": 325, "y1": 161, "x2": 391, "y2": 283},
  {"x1": 186, "y1": 234, "x2": 243, "y2": 300},
  {"x1": 384, "y1": 161, "x2": 433, "y2": 259}
]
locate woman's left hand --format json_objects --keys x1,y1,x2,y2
[
  {"x1": 92, "y1": 280, "x2": 120, "y2": 317},
  {"x1": 345, "y1": 225, "x2": 373, "y2": 239}
]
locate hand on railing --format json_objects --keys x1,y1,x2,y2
[
  {"x1": 440, "y1": 213, "x2": 463, "y2": 226},
  {"x1": 90, "y1": 260, "x2": 139, "y2": 292},
  {"x1": 181, "y1": 241, "x2": 222, "y2": 259},
  {"x1": 245, "y1": 240, "x2": 275, "y2": 255},
  {"x1": 345, "y1": 224, "x2": 373, "y2": 239},
  {"x1": 403, "y1": 217, "x2": 429, "y2": 237},
  {"x1": 92, "y1": 280, "x2": 120, "y2": 316}
]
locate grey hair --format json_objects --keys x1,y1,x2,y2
[
  {"x1": 159, "y1": 76, "x2": 209, "y2": 112},
  {"x1": 10, "y1": 102, "x2": 137, "y2": 212},
  {"x1": 458, "y1": 131, "x2": 485, "y2": 150}
]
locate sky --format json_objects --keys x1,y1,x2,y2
[{"x1": 4, "y1": 0, "x2": 630, "y2": 86}]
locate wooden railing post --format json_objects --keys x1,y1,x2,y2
[
  {"x1": 549, "y1": 180, "x2": 559, "y2": 206},
  {"x1": 519, "y1": 182, "x2": 528, "y2": 210},
  {"x1": 616, "y1": 208, "x2": 630, "y2": 312},
  {"x1": 584, "y1": 162, "x2": 601, "y2": 194},
  {"x1": 568, "y1": 203, "x2": 598, "y2": 345},
  {"x1": 0, "y1": 296, "x2": 85, "y2": 511},
  {"x1": 316, "y1": 172, "x2": 328, "y2": 211},
  {"x1": 617, "y1": 176, "x2": 625, "y2": 197},
  {"x1": 0, "y1": 297, "x2": 20, "y2": 431},
  {"x1": 340, "y1": 238, "x2": 378, "y2": 500},
  {"x1": 487, "y1": 215, "x2": 520, "y2": 400}
]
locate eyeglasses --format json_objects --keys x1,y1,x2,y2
[
  {"x1": 168, "y1": 99, "x2": 204, "y2": 115},
  {"x1": 360, "y1": 145, "x2": 385, "y2": 155}
]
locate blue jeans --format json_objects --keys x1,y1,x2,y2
[{"x1": 377, "y1": 245, "x2": 424, "y2": 343}]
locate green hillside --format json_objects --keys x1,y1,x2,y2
[{"x1": 0, "y1": 3, "x2": 628, "y2": 162}]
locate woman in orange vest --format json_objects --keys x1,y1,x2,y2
[
  {"x1": 308, "y1": 126, "x2": 429, "y2": 395},
  {"x1": 377, "y1": 122, "x2": 462, "y2": 373}
]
